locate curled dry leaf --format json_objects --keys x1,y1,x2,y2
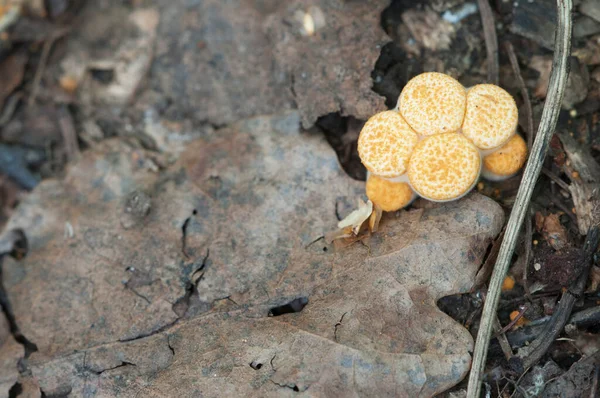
[
  {"x1": 337, "y1": 199, "x2": 372, "y2": 233},
  {"x1": 2, "y1": 112, "x2": 503, "y2": 396}
]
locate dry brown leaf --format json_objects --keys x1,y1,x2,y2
[
  {"x1": 266, "y1": 0, "x2": 387, "y2": 128},
  {"x1": 3, "y1": 112, "x2": 503, "y2": 396},
  {"x1": 0, "y1": 314, "x2": 23, "y2": 396}
]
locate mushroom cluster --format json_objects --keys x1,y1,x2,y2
[{"x1": 358, "y1": 72, "x2": 527, "y2": 212}]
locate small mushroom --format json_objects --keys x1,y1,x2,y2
[
  {"x1": 408, "y1": 133, "x2": 481, "y2": 202},
  {"x1": 366, "y1": 174, "x2": 416, "y2": 212},
  {"x1": 358, "y1": 111, "x2": 419, "y2": 178},
  {"x1": 398, "y1": 72, "x2": 467, "y2": 136},
  {"x1": 482, "y1": 134, "x2": 528, "y2": 181},
  {"x1": 354, "y1": 72, "x2": 526, "y2": 222},
  {"x1": 462, "y1": 84, "x2": 518, "y2": 150},
  {"x1": 357, "y1": 110, "x2": 418, "y2": 178}
]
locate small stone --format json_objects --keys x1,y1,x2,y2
[{"x1": 534, "y1": 262, "x2": 542, "y2": 271}]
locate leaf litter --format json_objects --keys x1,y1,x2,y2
[{"x1": 1, "y1": 111, "x2": 504, "y2": 396}]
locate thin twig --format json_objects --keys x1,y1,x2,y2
[
  {"x1": 513, "y1": 227, "x2": 599, "y2": 371},
  {"x1": 505, "y1": 41, "x2": 534, "y2": 146},
  {"x1": 505, "y1": 42, "x2": 536, "y2": 300},
  {"x1": 522, "y1": 215, "x2": 533, "y2": 299},
  {"x1": 493, "y1": 305, "x2": 528, "y2": 338},
  {"x1": 466, "y1": 1, "x2": 572, "y2": 396},
  {"x1": 28, "y1": 28, "x2": 70, "y2": 106},
  {"x1": 57, "y1": 105, "x2": 81, "y2": 162},
  {"x1": 478, "y1": 0, "x2": 499, "y2": 84},
  {"x1": 508, "y1": 367, "x2": 532, "y2": 398},
  {"x1": 542, "y1": 167, "x2": 571, "y2": 193},
  {"x1": 493, "y1": 316, "x2": 513, "y2": 360}
]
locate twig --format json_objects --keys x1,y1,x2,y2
[
  {"x1": 522, "y1": 215, "x2": 533, "y2": 299},
  {"x1": 542, "y1": 167, "x2": 571, "y2": 193},
  {"x1": 28, "y1": 28, "x2": 70, "y2": 106},
  {"x1": 505, "y1": 42, "x2": 536, "y2": 299},
  {"x1": 0, "y1": 92, "x2": 22, "y2": 127},
  {"x1": 511, "y1": 227, "x2": 599, "y2": 371},
  {"x1": 493, "y1": 316, "x2": 513, "y2": 360},
  {"x1": 466, "y1": 1, "x2": 572, "y2": 396},
  {"x1": 508, "y1": 367, "x2": 532, "y2": 398},
  {"x1": 505, "y1": 41, "x2": 534, "y2": 146},
  {"x1": 57, "y1": 105, "x2": 80, "y2": 162},
  {"x1": 473, "y1": 229, "x2": 505, "y2": 290},
  {"x1": 478, "y1": 0, "x2": 499, "y2": 84},
  {"x1": 493, "y1": 305, "x2": 528, "y2": 338}
]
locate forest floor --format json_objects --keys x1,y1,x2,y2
[{"x1": 0, "y1": 0, "x2": 599, "y2": 397}]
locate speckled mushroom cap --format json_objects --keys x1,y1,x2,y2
[
  {"x1": 366, "y1": 174, "x2": 415, "y2": 212},
  {"x1": 357, "y1": 110, "x2": 419, "y2": 178},
  {"x1": 408, "y1": 133, "x2": 481, "y2": 201},
  {"x1": 399, "y1": 72, "x2": 467, "y2": 136},
  {"x1": 483, "y1": 134, "x2": 528, "y2": 180},
  {"x1": 462, "y1": 84, "x2": 519, "y2": 150}
]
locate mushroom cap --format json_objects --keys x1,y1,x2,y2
[
  {"x1": 408, "y1": 133, "x2": 481, "y2": 201},
  {"x1": 462, "y1": 84, "x2": 518, "y2": 150},
  {"x1": 366, "y1": 174, "x2": 415, "y2": 212},
  {"x1": 399, "y1": 72, "x2": 467, "y2": 136},
  {"x1": 483, "y1": 134, "x2": 527, "y2": 179},
  {"x1": 357, "y1": 110, "x2": 419, "y2": 178}
]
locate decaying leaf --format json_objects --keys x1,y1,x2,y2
[
  {"x1": 2, "y1": 111, "x2": 503, "y2": 396},
  {"x1": 337, "y1": 199, "x2": 372, "y2": 233},
  {"x1": 60, "y1": 5, "x2": 159, "y2": 105},
  {"x1": 0, "y1": 314, "x2": 23, "y2": 396},
  {"x1": 266, "y1": 0, "x2": 387, "y2": 128}
]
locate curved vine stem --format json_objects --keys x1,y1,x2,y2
[{"x1": 466, "y1": 1, "x2": 573, "y2": 396}]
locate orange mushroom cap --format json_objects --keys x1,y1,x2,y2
[
  {"x1": 399, "y1": 72, "x2": 467, "y2": 136},
  {"x1": 462, "y1": 84, "x2": 519, "y2": 150},
  {"x1": 366, "y1": 174, "x2": 415, "y2": 212},
  {"x1": 357, "y1": 110, "x2": 419, "y2": 178},
  {"x1": 482, "y1": 134, "x2": 528, "y2": 181},
  {"x1": 408, "y1": 133, "x2": 481, "y2": 201}
]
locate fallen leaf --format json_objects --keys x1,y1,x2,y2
[
  {"x1": 0, "y1": 314, "x2": 23, "y2": 396},
  {"x1": 540, "y1": 352, "x2": 600, "y2": 397},
  {"x1": 266, "y1": 0, "x2": 387, "y2": 128},
  {"x1": 149, "y1": 0, "x2": 295, "y2": 127},
  {"x1": 3, "y1": 111, "x2": 503, "y2": 396}
]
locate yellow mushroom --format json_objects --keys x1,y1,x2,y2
[
  {"x1": 365, "y1": 174, "x2": 415, "y2": 212},
  {"x1": 408, "y1": 133, "x2": 481, "y2": 202},
  {"x1": 357, "y1": 110, "x2": 419, "y2": 179},
  {"x1": 398, "y1": 72, "x2": 467, "y2": 136},
  {"x1": 462, "y1": 84, "x2": 519, "y2": 150},
  {"x1": 482, "y1": 134, "x2": 528, "y2": 181}
]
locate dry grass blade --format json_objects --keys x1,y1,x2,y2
[
  {"x1": 466, "y1": 1, "x2": 573, "y2": 396},
  {"x1": 478, "y1": 0, "x2": 499, "y2": 84}
]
